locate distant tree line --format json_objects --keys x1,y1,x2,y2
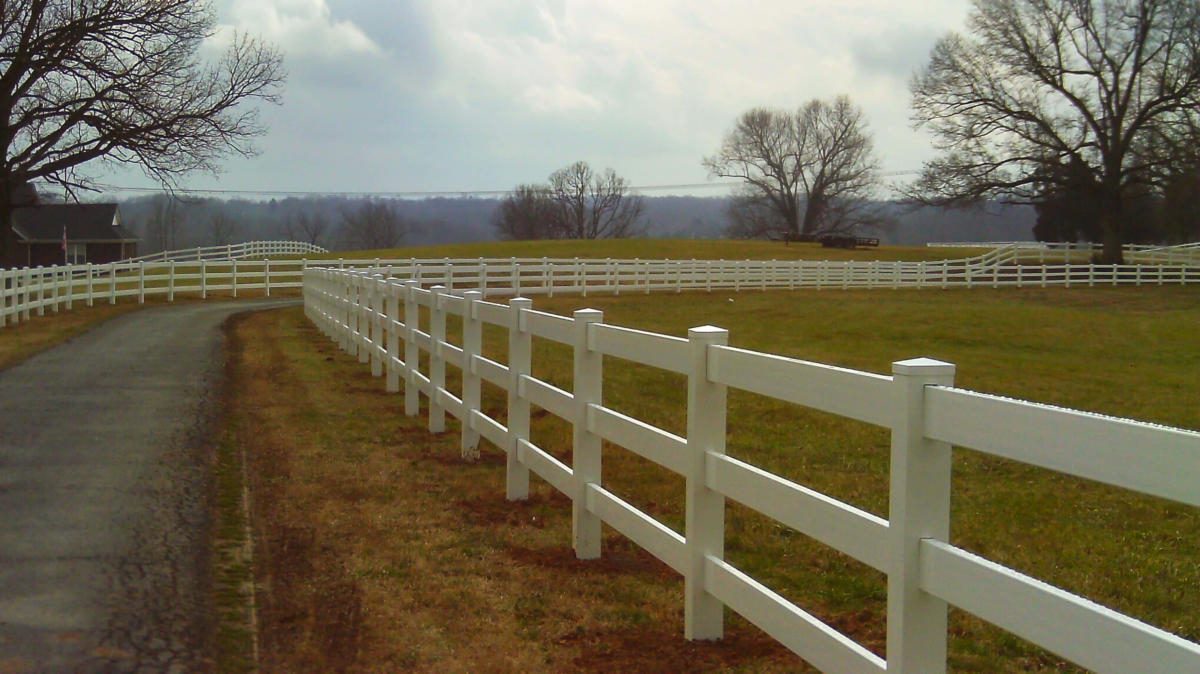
[{"x1": 100, "y1": 191, "x2": 1048, "y2": 254}]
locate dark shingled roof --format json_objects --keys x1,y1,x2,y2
[{"x1": 11, "y1": 203, "x2": 138, "y2": 243}]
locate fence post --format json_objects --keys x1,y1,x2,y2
[
  {"x1": 34, "y1": 267, "x2": 44, "y2": 316},
  {"x1": 49, "y1": 266, "x2": 59, "y2": 314},
  {"x1": 887, "y1": 357, "x2": 956, "y2": 674},
  {"x1": 461, "y1": 290, "x2": 484, "y2": 459},
  {"x1": 429, "y1": 285, "x2": 447, "y2": 433},
  {"x1": 138, "y1": 261, "x2": 145, "y2": 304},
  {"x1": 370, "y1": 274, "x2": 384, "y2": 377},
  {"x1": 512, "y1": 258, "x2": 520, "y2": 296},
  {"x1": 168, "y1": 261, "x2": 176, "y2": 302},
  {"x1": 345, "y1": 275, "x2": 360, "y2": 359},
  {"x1": 685, "y1": 325, "x2": 729, "y2": 641},
  {"x1": 404, "y1": 280, "x2": 419, "y2": 417},
  {"x1": 231, "y1": 258, "x2": 238, "y2": 298},
  {"x1": 506, "y1": 297, "x2": 533, "y2": 500},
  {"x1": 546, "y1": 257, "x2": 555, "y2": 297},
  {"x1": 21, "y1": 268, "x2": 31, "y2": 320},
  {"x1": 108, "y1": 262, "x2": 116, "y2": 305},
  {"x1": 65, "y1": 264, "x2": 74, "y2": 310},
  {"x1": 264, "y1": 258, "x2": 271, "y2": 297},
  {"x1": 386, "y1": 279, "x2": 402, "y2": 394},
  {"x1": 1, "y1": 270, "x2": 8, "y2": 327},
  {"x1": 572, "y1": 308, "x2": 604, "y2": 559},
  {"x1": 85, "y1": 263, "x2": 94, "y2": 307},
  {"x1": 201, "y1": 260, "x2": 208, "y2": 299},
  {"x1": 358, "y1": 275, "x2": 372, "y2": 365}
]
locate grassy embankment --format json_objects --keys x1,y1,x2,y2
[{"x1": 220, "y1": 238, "x2": 1200, "y2": 672}]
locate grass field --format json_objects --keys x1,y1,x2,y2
[
  {"x1": 224, "y1": 282, "x2": 1200, "y2": 672},
  {"x1": 3, "y1": 240, "x2": 1195, "y2": 671},
  {"x1": 308, "y1": 238, "x2": 983, "y2": 263}
]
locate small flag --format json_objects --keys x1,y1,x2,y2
[{"x1": 61, "y1": 225, "x2": 67, "y2": 252}]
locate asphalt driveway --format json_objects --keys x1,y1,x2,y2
[{"x1": 0, "y1": 299, "x2": 299, "y2": 673}]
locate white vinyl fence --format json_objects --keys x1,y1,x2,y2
[
  {"x1": 0, "y1": 257, "x2": 310, "y2": 327},
  {"x1": 5, "y1": 243, "x2": 1199, "y2": 330},
  {"x1": 303, "y1": 266, "x2": 1200, "y2": 674},
  {"x1": 307, "y1": 244, "x2": 1200, "y2": 295},
  {"x1": 122, "y1": 239, "x2": 327, "y2": 263}
]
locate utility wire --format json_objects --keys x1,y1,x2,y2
[{"x1": 88, "y1": 169, "x2": 921, "y2": 199}]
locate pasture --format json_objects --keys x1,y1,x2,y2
[
  {"x1": 3, "y1": 239, "x2": 1195, "y2": 671},
  {"x1": 226, "y1": 280, "x2": 1199, "y2": 672}
]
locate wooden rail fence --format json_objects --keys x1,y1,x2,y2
[{"x1": 303, "y1": 266, "x2": 1200, "y2": 674}]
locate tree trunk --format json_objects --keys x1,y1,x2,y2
[
  {"x1": 1097, "y1": 187, "x2": 1125, "y2": 264},
  {"x1": 0, "y1": 177, "x2": 12, "y2": 268}
]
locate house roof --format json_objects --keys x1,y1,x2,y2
[{"x1": 11, "y1": 203, "x2": 138, "y2": 243}]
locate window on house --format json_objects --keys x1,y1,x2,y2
[{"x1": 66, "y1": 242, "x2": 86, "y2": 264}]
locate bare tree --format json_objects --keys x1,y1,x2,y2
[
  {"x1": 283, "y1": 212, "x2": 329, "y2": 246},
  {"x1": 494, "y1": 162, "x2": 645, "y2": 240},
  {"x1": 208, "y1": 211, "x2": 237, "y2": 246},
  {"x1": 909, "y1": 0, "x2": 1200, "y2": 262},
  {"x1": 145, "y1": 195, "x2": 183, "y2": 253},
  {"x1": 340, "y1": 200, "x2": 406, "y2": 250},
  {"x1": 0, "y1": 0, "x2": 285, "y2": 261},
  {"x1": 545, "y1": 161, "x2": 645, "y2": 239},
  {"x1": 493, "y1": 184, "x2": 559, "y2": 240},
  {"x1": 704, "y1": 97, "x2": 884, "y2": 240}
]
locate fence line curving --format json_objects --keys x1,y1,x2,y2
[
  {"x1": 122, "y1": 239, "x2": 327, "y2": 263},
  {"x1": 3, "y1": 243, "x2": 1200, "y2": 329},
  {"x1": 302, "y1": 266, "x2": 1200, "y2": 673}
]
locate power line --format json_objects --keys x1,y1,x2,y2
[
  {"x1": 90, "y1": 181, "x2": 745, "y2": 199},
  {"x1": 87, "y1": 170, "x2": 921, "y2": 199}
]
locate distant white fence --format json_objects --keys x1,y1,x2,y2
[
  {"x1": 928, "y1": 241, "x2": 1200, "y2": 266},
  {"x1": 122, "y1": 239, "x2": 326, "y2": 263},
  {"x1": 5, "y1": 244, "x2": 1199, "y2": 329},
  {"x1": 303, "y1": 267, "x2": 1200, "y2": 673},
  {"x1": 0, "y1": 257, "x2": 310, "y2": 326},
  {"x1": 314, "y1": 247, "x2": 1199, "y2": 293}
]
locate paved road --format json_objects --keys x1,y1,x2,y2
[{"x1": 0, "y1": 299, "x2": 298, "y2": 673}]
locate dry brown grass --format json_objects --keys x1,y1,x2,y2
[
  {"x1": 225, "y1": 307, "x2": 804, "y2": 672},
  {"x1": 225, "y1": 283, "x2": 1200, "y2": 673}
]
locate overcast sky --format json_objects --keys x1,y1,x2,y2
[{"x1": 102, "y1": 0, "x2": 972, "y2": 198}]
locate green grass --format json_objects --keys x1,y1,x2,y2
[
  {"x1": 240, "y1": 279, "x2": 1198, "y2": 671},
  {"x1": 511, "y1": 286, "x2": 1200, "y2": 670},
  {"x1": 7, "y1": 238, "x2": 1195, "y2": 671},
  {"x1": 305, "y1": 238, "x2": 982, "y2": 263}
]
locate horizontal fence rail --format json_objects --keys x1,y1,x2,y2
[
  {"x1": 303, "y1": 266, "x2": 1200, "y2": 674},
  {"x1": 122, "y1": 239, "x2": 327, "y2": 263},
  {"x1": 4, "y1": 242, "x2": 1198, "y2": 330},
  {"x1": 0, "y1": 257, "x2": 313, "y2": 327}
]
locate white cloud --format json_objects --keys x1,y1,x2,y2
[
  {"x1": 209, "y1": 0, "x2": 380, "y2": 59},
  {"x1": 117, "y1": 1, "x2": 979, "y2": 194}
]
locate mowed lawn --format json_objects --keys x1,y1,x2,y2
[{"x1": 224, "y1": 282, "x2": 1200, "y2": 672}]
